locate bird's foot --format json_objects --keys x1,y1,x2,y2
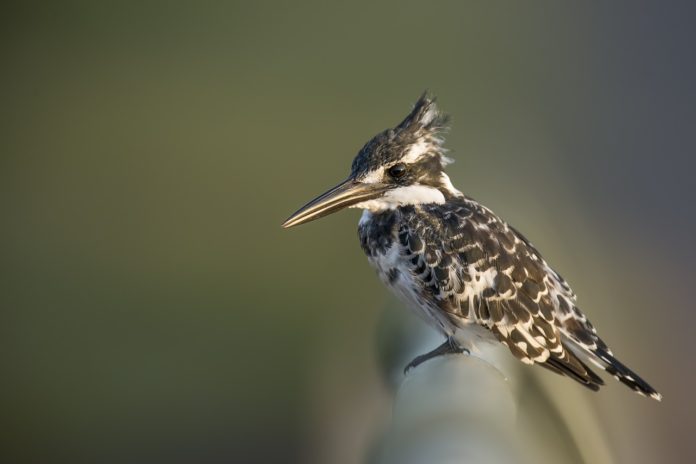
[{"x1": 404, "y1": 338, "x2": 470, "y2": 374}]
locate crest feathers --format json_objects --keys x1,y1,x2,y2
[{"x1": 397, "y1": 91, "x2": 450, "y2": 135}]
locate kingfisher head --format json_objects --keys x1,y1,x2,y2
[{"x1": 282, "y1": 93, "x2": 460, "y2": 228}]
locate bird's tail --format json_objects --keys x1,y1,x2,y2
[
  {"x1": 592, "y1": 347, "x2": 662, "y2": 401},
  {"x1": 541, "y1": 348, "x2": 605, "y2": 392}
]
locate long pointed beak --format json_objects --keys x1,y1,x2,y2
[{"x1": 282, "y1": 178, "x2": 388, "y2": 228}]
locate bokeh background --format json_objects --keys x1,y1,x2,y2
[{"x1": 2, "y1": 2, "x2": 695, "y2": 463}]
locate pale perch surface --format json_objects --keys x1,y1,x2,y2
[
  {"x1": 371, "y1": 320, "x2": 613, "y2": 464},
  {"x1": 377, "y1": 355, "x2": 521, "y2": 464}
]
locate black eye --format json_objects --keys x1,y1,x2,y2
[{"x1": 388, "y1": 163, "x2": 407, "y2": 179}]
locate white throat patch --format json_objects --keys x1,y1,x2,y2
[{"x1": 351, "y1": 184, "x2": 446, "y2": 212}]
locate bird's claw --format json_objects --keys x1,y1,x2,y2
[{"x1": 403, "y1": 339, "x2": 469, "y2": 374}]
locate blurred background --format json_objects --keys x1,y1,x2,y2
[{"x1": 2, "y1": 1, "x2": 695, "y2": 463}]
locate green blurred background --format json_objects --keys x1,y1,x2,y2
[{"x1": 2, "y1": 2, "x2": 694, "y2": 463}]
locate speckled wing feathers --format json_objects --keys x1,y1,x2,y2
[
  {"x1": 359, "y1": 196, "x2": 660, "y2": 398},
  {"x1": 402, "y1": 200, "x2": 605, "y2": 390}
]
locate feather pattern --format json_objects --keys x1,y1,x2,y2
[
  {"x1": 286, "y1": 92, "x2": 661, "y2": 400},
  {"x1": 359, "y1": 196, "x2": 661, "y2": 399}
]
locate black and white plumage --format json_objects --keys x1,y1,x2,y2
[{"x1": 284, "y1": 93, "x2": 661, "y2": 400}]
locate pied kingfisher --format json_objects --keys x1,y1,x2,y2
[{"x1": 283, "y1": 93, "x2": 661, "y2": 400}]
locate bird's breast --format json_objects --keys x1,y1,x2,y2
[{"x1": 359, "y1": 209, "x2": 461, "y2": 334}]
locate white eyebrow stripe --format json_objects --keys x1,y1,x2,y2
[{"x1": 400, "y1": 140, "x2": 432, "y2": 163}]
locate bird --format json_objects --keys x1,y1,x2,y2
[{"x1": 282, "y1": 93, "x2": 661, "y2": 401}]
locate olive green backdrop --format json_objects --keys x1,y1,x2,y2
[{"x1": 2, "y1": 2, "x2": 694, "y2": 463}]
